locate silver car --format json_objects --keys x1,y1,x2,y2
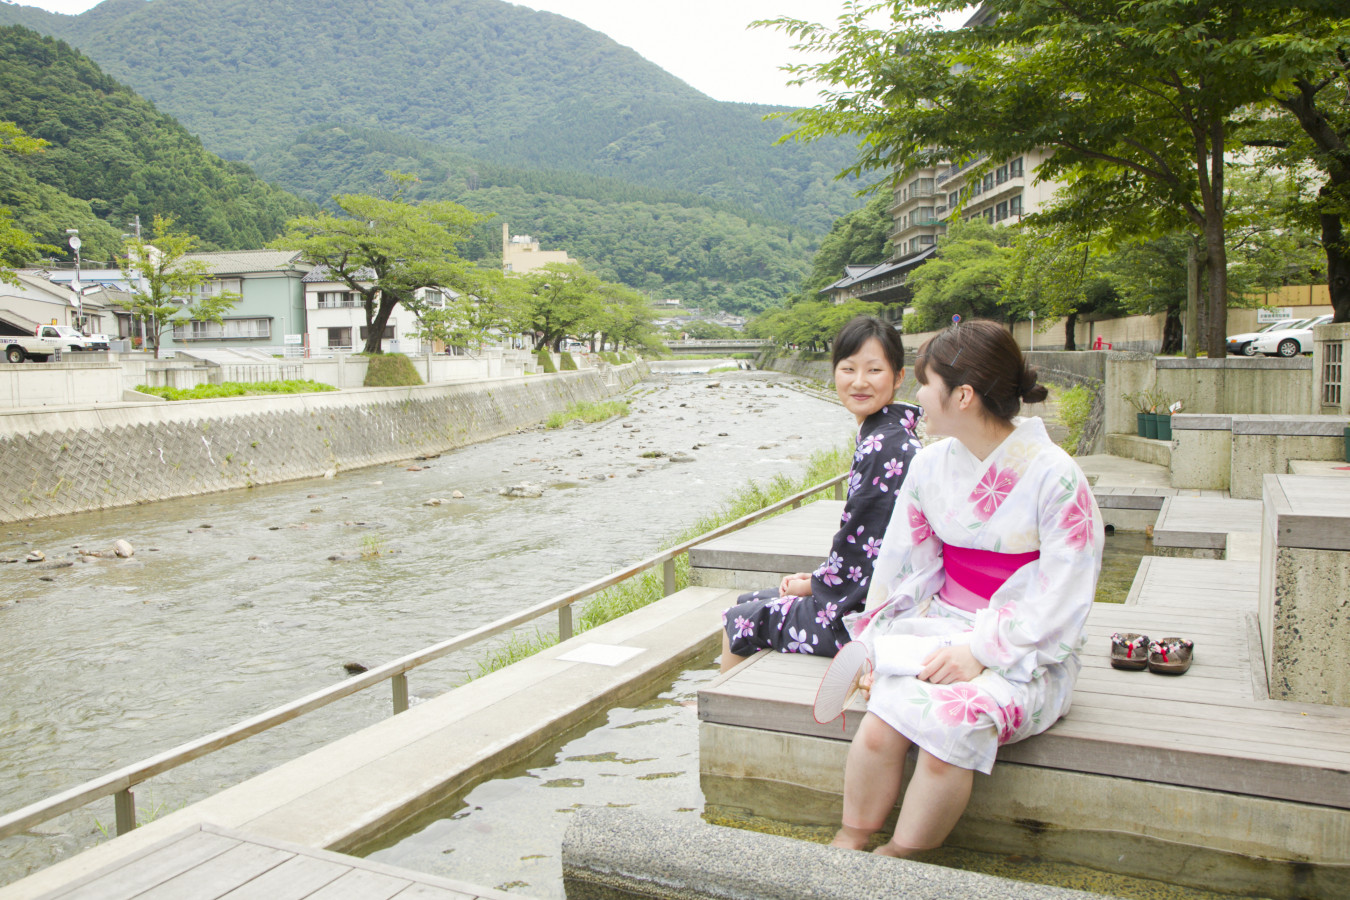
[{"x1": 1252, "y1": 314, "x2": 1333, "y2": 357}]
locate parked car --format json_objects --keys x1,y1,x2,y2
[
  {"x1": 1252, "y1": 314, "x2": 1333, "y2": 357},
  {"x1": 82, "y1": 332, "x2": 110, "y2": 350},
  {"x1": 1226, "y1": 318, "x2": 1301, "y2": 356},
  {"x1": 36, "y1": 324, "x2": 93, "y2": 351}
]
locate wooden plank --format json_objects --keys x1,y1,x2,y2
[
  {"x1": 389, "y1": 884, "x2": 479, "y2": 899},
  {"x1": 135, "y1": 842, "x2": 293, "y2": 900},
  {"x1": 215, "y1": 855, "x2": 348, "y2": 900},
  {"x1": 306, "y1": 868, "x2": 410, "y2": 900},
  {"x1": 50, "y1": 830, "x2": 239, "y2": 900}
]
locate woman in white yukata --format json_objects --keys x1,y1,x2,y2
[{"x1": 832, "y1": 319, "x2": 1103, "y2": 857}]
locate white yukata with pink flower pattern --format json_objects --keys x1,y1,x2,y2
[{"x1": 845, "y1": 417, "x2": 1103, "y2": 774}]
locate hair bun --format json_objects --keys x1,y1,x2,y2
[{"x1": 1020, "y1": 367, "x2": 1048, "y2": 404}]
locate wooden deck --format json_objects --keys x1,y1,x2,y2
[
  {"x1": 32, "y1": 823, "x2": 519, "y2": 900},
  {"x1": 696, "y1": 504, "x2": 1350, "y2": 811},
  {"x1": 1152, "y1": 495, "x2": 1264, "y2": 554}
]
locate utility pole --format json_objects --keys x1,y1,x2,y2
[{"x1": 66, "y1": 229, "x2": 82, "y2": 330}]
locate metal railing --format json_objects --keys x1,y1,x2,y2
[{"x1": 0, "y1": 472, "x2": 847, "y2": 841}]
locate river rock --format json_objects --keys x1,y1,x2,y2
[
  {"x1": 36, "y1": 560, "x2": 73, "y2": 570},
  {"x1": 423, "y1": 498, "x2": 448, "y2": 506},
  {"x1": 706, "y1": 381, "x2": 721, "y2": 388},
  {"x1": 25, "y1": 551, "x2": 44, "y2": 563},
  {"x1": 342, "y1": 661, "x2": 370, "y2": 674},
  {"x1": 452, "y1": 490, "x2": 465, "y2": 499},
  {"x1": 327, "y1": 551, "x2": 361, "y2": 562},
  {"x1": 113, "y1": 540, "x2": 134, "y2": 558},
  {"x1": 669, "y1": 452, "x2": 696, "y2": 464},
  {"x1": 501, "y1": 482, "x2": 544, "y2": 498},
  {"x1": 758, "y1": 442, "x2": 779, "y2": 450}
]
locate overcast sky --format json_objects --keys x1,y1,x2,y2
[{"x1": 14, "y1": 0, "x2": 951, "y2": 107}]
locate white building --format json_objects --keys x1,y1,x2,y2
[
  {"x1": 301, "y1": 266, "x2": 452, "y2": 354},
  {"x1": 501, "y1": 223, "x2": 573, "y2": 274}
]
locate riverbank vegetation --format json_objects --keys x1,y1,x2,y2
[
  {"x1": 470, "y1": 443, "x2": 853, "y2": 677},
  {"x1": 544, "y1": 400, "x2": 629, "y2": 429},
  {"x1": 134, "y1": 379, "x2": 338, "y2": 401}
]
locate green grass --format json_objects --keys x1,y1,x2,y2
[
  {"x1": 559, "y1": 351, "x2": 578, "y2": 371},
  {"x1": 544, "y1": 399, "x2": 629, "y2": 428},
  {"x1": 1057, "y1": 384, "x2": 1094, "y2": 455},
  {"x1": 708, "y1": 365, "x2": 739, "y2": 374},
  {"x1": 363, "y1": 354, "x2": 423, "y2": 387},
  {"x1": 468, "y1": 443, "x2": 853, "y2": 677},
  {"x1": 536, "y1": 350, "x2": 558, "y2": 373},
  {"x1": 134, "y1": 380, "x2": 337, "y2": 401}
]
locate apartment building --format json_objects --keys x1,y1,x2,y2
[{"x1": 889, "y1": 148, "x2": 1060, "y2": 260}]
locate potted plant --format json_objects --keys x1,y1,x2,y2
[
  {"x1": 1138, "y1": 389, "x2": 1162, "y2": 440},
  {"x1": 1156, "y1": 398, "x2": 1181, "y2": 441},
  {"x1": 1122, "y1": 391, "x2": 1149, "y2": 436}
]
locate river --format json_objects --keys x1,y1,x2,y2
[{"x1": 0, "y1": 366, "x2": 856, "y2": 886}]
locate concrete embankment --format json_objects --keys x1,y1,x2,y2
[{"x1": 0, "y1": 364, "x2": 646, "y2": 524}]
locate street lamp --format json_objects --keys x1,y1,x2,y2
[{"x1": 66, "y1": 229, "x2": 82, "y2": 330}]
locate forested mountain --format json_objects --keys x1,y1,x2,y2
[
  {"x1": 253, "y1": 125, "x2": 813, "y2": 313},
  {"x1": 0, "y1": 26, "x2": 314, "y2": 262},
  {"x1": 0, "y1": 0, "x2": 862, "y2": 233}
]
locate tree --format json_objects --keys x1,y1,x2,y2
[
  {"x1": 117, "y1": 215, "x2": 240, "y2": 358},
  {"x1": 764, "y1": 0, "x2": 1341, "y2": 355},
  {"x1": 274, "y1": 177, "x2": 487, "y2": 354},
  {"x1": 0, "y1": 121, "x2": 49, "y2": 283},
  {"x1": 906, "y1": 221, "x2": 1012, "y2": 332},
  {"x1": 517, "y1": 263, "x2": 605, "y2": 351},
  {"x1": 410, "y1": 269, "x2": 528, "y2": 353},
  {"x1": 1243, "y1": 26, "x2": 1350, "y2": 321}
]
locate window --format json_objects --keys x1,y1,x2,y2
[
  {"x1": 970, "y1": 180, "x2": 983, "y2": 197},
  {"x1": 171, "y1": 317, "x2": 272, "y2": 340},
  {"x1": 317, "y1": 291, "x2": 361, "y2": 308},
  {"x1": 360, "y1": 325, "x2": 396, "y2": 341},
  {"x1": 1010, "y1": 195, "x2": 1023, "y2": 217},
  {"x1": 196, "y1": 278, "x2": 242, "y2": 298},
  {"x1": 984, "y1": 208, "x2": 995, "y2": 223},
  {"x1": 915, "y1": 207, "x2": 934, "y2": 224},
  {"x1": 948, "y1": 191, "x2": 959, "y2": 208},
  {"x1": 919, "y1": 235, "x2": 935, "y2": 247},
  {"x1": 326, "y1": 327, "x2": 351, "y2": 348},
  {"x1": 996, "y1": 201, "x2": 1008, "y2": 221},
  {"x1": 996, "y1": 165, "x2": 1008, "y2": 185},
  {"x1": 1010, "y1": 157, "x2": 1024, "y2": 178},
  {"x1": 983, "y1": 173, "x2": 995, "y2": 191}
]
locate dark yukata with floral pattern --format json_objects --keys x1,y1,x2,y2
[{"x1": 723, "y1": 401, "x2": 923, "y2": 658}]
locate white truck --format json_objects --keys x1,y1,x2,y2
[{"x1": 3, "y1": 325, "x2": 95, "y2": 363}]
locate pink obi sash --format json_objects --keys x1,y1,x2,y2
[{"x1": 937, "y1": 545, "x2": 1041, "y2": 612}]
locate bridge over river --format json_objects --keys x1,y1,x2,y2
[{"x1": 664, "y1": 338, "x2": 771, "y2": 353}]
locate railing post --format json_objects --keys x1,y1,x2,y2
[
  {"x1": 663, "y1": 558, "x2": 676, "y2": 597},
  {"x1": 392, "y1": 673, "x2": 409, "y2": 714},
  {"x1": 559, "y1": 605, "x2": 574, "y2": 642},
  {"x1": 790, "y1": 498, "x2": 801, "y2": 509},
  {"x1": 834, "y1": 481, "x2": 844, "y2": 501},
  {"x1": 114, "y1": 788, "x2": 135, "y2": 835}
]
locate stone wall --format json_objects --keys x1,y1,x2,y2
[{"x1": 0, "y1": 364, "x2": 646, "y2": 524}]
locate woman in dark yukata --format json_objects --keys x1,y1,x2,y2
[{"x1": 719, "y1": 315, "x2": 923, "y2": 672}]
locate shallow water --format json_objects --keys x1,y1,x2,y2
[
  {"x1": 0, "y1": 371, "x2": 851, "y2": 886},
  {"x1": 369, "y1": 659, "x2": 1255, "y2": 900}
]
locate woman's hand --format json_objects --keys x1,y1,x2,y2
[
  {"x1": 779, "y1": 572, "x2": 813, "y2": 597},
  {"x1": 918, "y1": 645, "x2": 985, "y2": 684},
  {"x1": 856, "y1": 670, "x2": 875, "y2": 701}
]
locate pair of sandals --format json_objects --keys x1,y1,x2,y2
[{"x1": 1109, "y1": 633, "x2": 1193, "y2": 675}]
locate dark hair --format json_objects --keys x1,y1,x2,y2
[
  {"x1": 831, "y1": 316, "x2": 906, "y2": 374},
  {"x1": 914, "y1": 319, "x2": 1047, "y2": 421}
]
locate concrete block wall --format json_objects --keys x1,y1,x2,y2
[
  {"x1": 0, "y1": 360, "x2": 126, "y2": 408},
  {"x1": 0, "y1": 364, "x2": 646, "y2": 524}
]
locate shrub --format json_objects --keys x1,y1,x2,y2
[
  {"x1": 363, "y1": 354, "x2": 423, "y2": 387},
  {"x1": 545, "y1": 399, "x2": 629, "y2": 428},
  {"x1": 1058, "y1": 384, "x2": 1094, "y2": 455},
  {"x1": 536, "y1": 349, "x2": 557, "y2": 373},
  {"x1": 559, "y1": 351, "x2": 578, "y2": 370}
]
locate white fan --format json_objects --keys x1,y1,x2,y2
[{"x1": 813, "y1": 641, "x2": 872, "y2": 725}]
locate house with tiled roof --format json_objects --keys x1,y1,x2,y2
[
  {"x1": 152, "y1": 249, "x2": 312, "y2": 354},
  {"x1": 0, "y1": 271, "x2": 114, "y2": 339},
  {"x1": 301, "y1": 265, "x2": 454, "y2": 355}
]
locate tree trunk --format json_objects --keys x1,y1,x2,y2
[
  {"x1": 1064, "y1": 312, "x2": 1077, "y2": 351},
  {"x1": 1184, "y1": 242, "x2": 1202, "y2": 359},
  {"x1": 1162, "y1": 309, "x2": 1184, "y2": 355},
  {"x1": 363, "y1": 297, "x2": 398, "y2": 354},
  {"x1": 1203, "y1": 216, "x2": 1228, "y2": 358},
  {"x1": 1325, "y1": 210, "x2": 1350, "y2": 323}
]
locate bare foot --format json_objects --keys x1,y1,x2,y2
[
  {"x1": 872, "y1": 841, "x2": 922, "y2": 858},
  {"x1": 830, "y1": 825, "x2": 872, "y2": 850}
]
